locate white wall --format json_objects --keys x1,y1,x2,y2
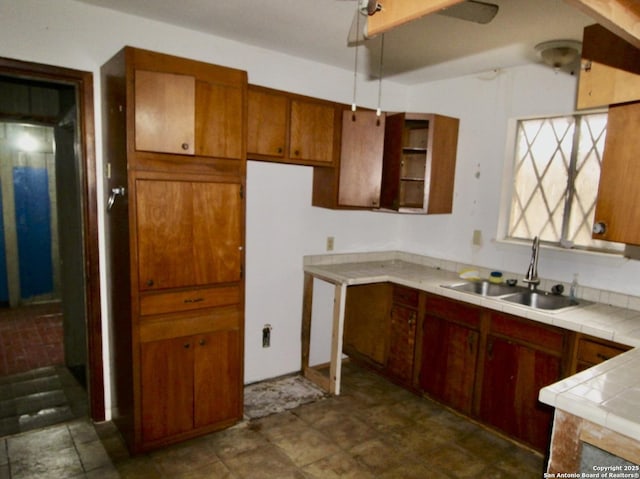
[{"x1": 403, "y1": 65, "x2": 640, "y2": 296}]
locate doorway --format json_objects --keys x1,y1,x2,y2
[{"x1": 0, "y1": 58, "x2": 103, "y2": 431}]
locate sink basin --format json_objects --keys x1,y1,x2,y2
[
  {"x1": 501, "y1": 291, "x2": 584, "y2": 311},
  {"x1": 444, "y1": 280, "x2": 528, "y2": 297}
]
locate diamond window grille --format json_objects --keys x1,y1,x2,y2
[{"x1": 508, "y1": 112, "x2": 618, "y2": 251}]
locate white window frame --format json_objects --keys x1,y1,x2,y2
[{"x1": 498, "y1": 111, "x2": 624, "y2": 255}]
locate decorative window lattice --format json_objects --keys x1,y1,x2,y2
[{"x1": 508, "y1": 112, "x2": 620, "y2": 251}]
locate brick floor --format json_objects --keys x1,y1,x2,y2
[{"x1": 0, "y1": 303, "x2": 63, "y2": 377}]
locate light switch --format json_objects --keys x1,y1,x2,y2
[
  {"x1": 326, "y1": 236, "x2": 335, "y2": 251},
  {"x1": 472, "y1": 229, "x2": 482, "y2": 246}
]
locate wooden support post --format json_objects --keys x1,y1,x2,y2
[{"x1": 329, "y1": 283, "x2": 347, "y2": 395}]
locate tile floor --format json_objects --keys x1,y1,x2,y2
[
  {"x1": 0, "y1": 362, "x2": 546, "y2": 478},
  {"x1": 0, "y1": 365, "x2": 88, "y2": 437},
  {"x1": 0, "y1": 303, "x2": 63, "y2": 376}
]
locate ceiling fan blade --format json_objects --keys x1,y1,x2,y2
[{"x1": 437, "y1": 0, "x2": 498, "y2": 24}]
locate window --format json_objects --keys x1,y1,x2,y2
[{"x1": 507, "y1": 112, "x2": 622, "y2": 252}]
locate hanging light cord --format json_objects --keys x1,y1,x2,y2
[
  {"x1": 351, "y1": 4, "x2": 361, "y2": 119},
  {"x1": 376, "y1": 33, "x2": 385, "y2": 120}
]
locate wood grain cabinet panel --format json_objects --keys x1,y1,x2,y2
[
  {"x1": 420, "y1": 311, "x2": 479, "y2": 415},
  {"x1": 135, "y1": 70, "x2": 195, "y2": 155},
  {"x1": 592, "y1": 101, "x2": 640, "y2": 245},
  {"x1": 386, "y1": 303, "x2": 418, "y2": 385},
  {"x1": 135, "y1": 69, "x2": 243, "y2": 159},
  {"x1": 247, "y1": 87, "x2": 288, "y2": 158},
  {"x1": 141, "y1": 336, "x2": 194, "y2": 443},
  {"x1": 194, "y1": 329, "x2": 242, "y2": 427},
  {"x1": 480, "y1": 312, "x2": 566, "y2": 452},
  {"x1": 576, "y1": 24, "x2": 640, "y2": 110},
  {"x1": 480, "y1": 334, "x2": 561, "y2": 452},
  {"x1": 136, "y1": 179, "x2": 242, "y2": 291},
  {"x1": 247, "y1": 85, "x2": 340, "y2": 166},
  {"x1": 195, "y1": 81, "x2": 244, "y2": 159}
]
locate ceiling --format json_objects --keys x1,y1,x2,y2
[{"x1": 75, "y1": 0, "x2": 597, "y2": 85}]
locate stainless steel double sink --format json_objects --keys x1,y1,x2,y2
[{"x1": 442, "y1": 280, "x2": 587, "y2": 311}]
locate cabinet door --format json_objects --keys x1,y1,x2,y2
[
  {"x1": 386, "y1": 304, "x2": 417, "y2": 384},
  {"x1": 137, "y1": 179, "x2": 242, "y2": 290},
  {"x1": 577, "y1": 24, "x2": 640, "y2": 109},
  {"x1": 196, "y1": 81, "x2": 243, "y2": 159},
  {"x1": 247, "y1": 87, "x2": 288, "y2": 158},
  {"x1": 194, "y1": 329, "x2": 242, "y2": 428},
  {"x1": 480, "y1": 336, "x2": 560, "y2": 451},
  {"x1": 141, "y1": 336, "x2": 194, "y2": 442},
  {"x1": 135, "y1": 70, "x2": 195, "y2": 155},
  {"x1": 338, "y1": 110, "x2": 385, "y2": 208},
  {"x1": 592, "y1": 101, "x2": 640, "y2": 245},
  {"x1": 289, "y1": 99, "x2": 335, "y2": 164},
  {"x1": 420, "y1": 314, "x2": 478, "y2": 414}
]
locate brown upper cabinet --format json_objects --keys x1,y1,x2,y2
[
  {"x1": 247, "y1": 84, "x2": 341, "y2": 166},
  {"x1": 313, "y1": 110, "x2": 386, "y2": 209},
  {"x1": 134, "y1": 69, "x2": 244, "y2": 159},
  {"x1": 380, "y1": 113, "x2": 459, "y2": 214},
  {"x1": 577, "y1": 24, "x2": 640, "y2": 110},
  {"x1": 313, "y1": 111, "x2": 459, "y2": 213},
  {"x1": 592, "y1": 101, "x2": 640, "y2": 245}
]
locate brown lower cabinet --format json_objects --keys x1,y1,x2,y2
[
  {"x1": 420, "y1": 294, "x2": 480, "y2": 415},
  {"x1": 344, "y1": 285, "x2": 631, "y2": 454},
  {"x1": 479, "y1": 312, "x2": 565, "y2": 451},
  {"x1": 141, "y1": 328, "x2": 242, "y2": 444}
]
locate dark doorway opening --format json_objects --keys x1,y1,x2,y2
[{"x1": 0, "y1": 57, "x2": 103, "y2": 430}]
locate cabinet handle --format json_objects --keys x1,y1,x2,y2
[
  {"x1": 184, "y1": 298, "x2": 204, "y2": 304},
  {"x1": 468, "y1": 334, "x2": 474, "y2": 353},
  {"x1": 181, "y1": 142, "x2": 190, "y2": 151},
  {"x1": 107, "y1": 186, "x2": 126, "y2": 212},
  {"x1": 596, "y1": 353, "x2": 611, "y2": 362},
  {"x1": 593, "y1": 222, "x2": 607, "y2": 235},
  {"x1": 487, "y1": 339, "x2": 493, "y2": 359}
]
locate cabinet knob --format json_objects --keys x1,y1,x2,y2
[
  {"x1": 199, "y1": 339, "x2": 206, "y2": 346},
  {"x1": 181, "y1": 142, "x2": 190, "y2": 151},
  {"x1": 146, "y1": 279, "x2": 154, "y2": 287},
  {"x1": 293, "y1": 150, "x2": 300, "y2": 156},
  {"x1": 277, "y1": 147, "x2": 283, "y2": 154},
  {"x1": 184, "y1": 343, "x2": 191, "y2": 349},
  {"x1": 593, "y1": 222, "x2": 607, "y2": 235}
]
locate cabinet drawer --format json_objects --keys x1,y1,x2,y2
[
  {"x1": 490, "y1": 312, "x2": 564, "y2": 354},
  {"x1": 140, "y1": 306, "x2": 241, "y2": 342},
  {"x1": 140, "y1": 285, "x2": 241, "y2": 316},
  {"x1": 425, "y1": 294, "x2": 481, "y2": 329},
  {"x1": 393, "y1": 285, "x2": 419, "y2": 307},
  {"x1": 577, "y1": 337, "x2": 630, "y2": 366}
]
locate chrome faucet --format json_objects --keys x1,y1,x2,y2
[{"x1": 523, "y1": 236, "x2": 540, "y2": 291}]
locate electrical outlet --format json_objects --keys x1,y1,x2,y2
[
  {"x1": 326, "y1": 236, "x2": 335, "y2": 251},
  {"x1": 472, "y1": 229, "x2": 482, "y2": 246}
]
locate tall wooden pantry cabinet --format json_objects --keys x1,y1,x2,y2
[{"x1": 101, "y1": 47, "x2": 247, "y2": 453}]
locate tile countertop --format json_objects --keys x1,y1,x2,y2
[{"x1": 303, "y1": 256, "x2": 640, "y2": 442}]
